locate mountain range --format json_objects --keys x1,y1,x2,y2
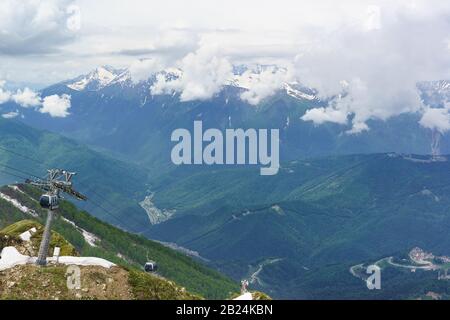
[
  {"x1": 1, "y1": 65, "x2": 450, "y2": 298},
  {"x1": 2, "y1": 65, "x2": 449, "y2": 173}
]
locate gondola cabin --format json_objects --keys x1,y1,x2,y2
[
  {"x1": 39, "y1": 194, "x2": 59, "y2": 210},
  {"x1": 144, "y1": 261, "x2": 158, "y2": 273}
]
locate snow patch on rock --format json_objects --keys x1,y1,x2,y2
[
  {"x1": 48, "y1": 256, "x2": 115, "y2": 268},
  {"x1": 0, "y1": 247, "x2": 33, "y2": 271},
  {"x1": 18, "y1": 227, "x2": 37, "y2": 242},
  {"x1": 0, "y1": 247, "x2": 115, "y2": 271}
]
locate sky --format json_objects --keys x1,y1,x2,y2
[
  {"x1": 0, "y1": 0, "x2": 449, "y2": 130},
  {"x1": 1, "y1": 0, "x2": 448, "y2": 87}
]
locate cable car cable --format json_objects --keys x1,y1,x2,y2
[
  {"x1": 0, "y1": 145, "x2": 43, "y2": 165},
  {"x1": 85, "y1": 197, "x2": 140, "y2": 231},
  {"x1": 0, "y1": 145, "x2": 148, "y2": 231},
  {"x1": 0, "y1": 163, "x2": 44, "y2": 180},
  {"x1": 0, "y1": 169, "x2": 28, "y2": 181}
]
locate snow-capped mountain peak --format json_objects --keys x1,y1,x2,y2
[
  {"x1": 67, "y1": 65, "x2": 124, "y2": 91},
  {"x1": 64, "y1": 63, "x2": 317, "y2": 102},
  {"x1": 93, "y1": 66, "x2": 117, "y2": 83}
]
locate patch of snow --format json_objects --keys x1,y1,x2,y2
[
  {"x1": 0, "y1": 246, "x2": 115, "y2": 271},
  {"x1": 0, "y1": 192, "x2": 38, "y2": 217},
  {"x1": 61, "y1": 217, "x2": 99, "y2": 247},
  {"x1": 0, "y1": 247, "x2": 34, "y2": 271},
  {"x1": 19, "y1": 231, "x2": 32, "y2": 241},
  {"x1": 19, "y1": 227, "x2": 36, "y2": 242},
  {"x1": 8, "y1": 185, "x2": 26, "y2": 196},
  {"x1": 284, "y1": 83, "x2": 316, "y2": 100},
  {"x1": 48, "y1": 256, "x2": 115, "y2": 268},
  {"x1": 233, "y1": 292, "x2": 253, "y2": 300},
  {"x1": 81, "y1": 231, "x2": 99, "y2": 247},
  {"x1": 67, "y1": 77, "x2": 89, "y2": 91},
  {"x1": 67, "y1": 66, "x2": 121, "y2": 91},
  {"x1": 109, "y1": 70, "x2": 132, "y2": 86},
  {"x1": 93, "y1": 66, "x2": 116, "y2": 86}
]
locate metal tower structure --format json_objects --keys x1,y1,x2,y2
[{"x1": 26, "y1": 169, "x2": 87, "y2": 266}]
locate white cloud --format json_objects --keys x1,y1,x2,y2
[
  {"x1": 150, "y1": 44, "x2": 233, "y2": 101},
  {"x1": 0, "y1": 80, "x2": 72, "y2": 118},
  {"x1": 0, "y1": 0, "x2": 448, "y2": 125},
  {"x1": 2, "y1": 111, "x2": 19, "y2": 119},
  {"x1": 364, "y1": 5, "x2": 381, "y2": 31},
  {"x1": 0, "y1": 81, "x2": 11, "y2": 104},
  {"x1": 12, "y1": 88, "x2": 42, "y2": 107},
  {"x1": 419, "y1": 107, "x2": 450, "y2": 134},
  {"x1": 239, "y1": 67, "x2": 292, "y2": 105},
  {"x1": 301, "y1": 106, "x2": 348, "y2": 126},
  {"x1": 295, "y1": 3, "x2": 450, "y2": 133},
  {"x1": 0, "y1": 0, "x2": 80, "y2": 55},
  {"x1": 40, "y1": 94, "x2": 71, "y2": 117},
  {"x1": 66, "y1": 4, "x2": 81, "y2": 32},
  {"x1": 346, "y1": 121, "x2": 370, "y2": 134},
  {"x1": 129, "y1": 58, "x2": 165, "y2": 83}
]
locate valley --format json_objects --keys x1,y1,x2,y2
[{"x1": 145, "y1": 153, "x2": 450, "y2": 298}]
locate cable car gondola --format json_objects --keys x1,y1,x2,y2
[
  {"x1": 144, "y1": 261, "x2": 158, "y2": 273},
  {"x1": 39, "y1": 194, "x2": 59, "y2": 210}
]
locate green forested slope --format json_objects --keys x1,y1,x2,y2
[{"x1": 146, "y1": 153, "x2": 450, "y2": 298}]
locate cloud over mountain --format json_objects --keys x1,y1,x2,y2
[
  {"x1": 0, "y1": 81, "x2": 71, "y2": 118},
  {"x1": 12, "y1": 88, "x2": 42, "y2": 107},
  {"x1": 419, "y1": 107, "x2": 450, "y2": 134},
  {"x1": 0, "y1": 0, "x2": 449, "y2": 133},
  {"x1": 297, "y1": 3, "x2": 450, "y2": 133},
  {"x1": 150, "y1": 44, "x2": 233, "y2": 101},
  {"x1": 239, "y1": 67, "x2": 291, "y2": 105},
  {"x1": 40, "y1": 94, "x2": 71, "y2": 118},
  {"x1": 0, "y1": 81, "x2": 11, "y2": 104},
  {"x1": 129, "y1": 58, "x2": 165, "y2": 83}
]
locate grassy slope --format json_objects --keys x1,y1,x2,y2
[
  {"x1": 0, "y1": 264, "x2": 202, "y2": 300},
  {"x1": 1, "y1": 220, "x2": 77, "y2": 256},
  {"x1": 0, "y1": 184, "x2": 239, "y2": 299}
]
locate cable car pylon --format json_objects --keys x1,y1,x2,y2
[{"x1": 25, "y1": 169, "x2": 87, "y2": 266}]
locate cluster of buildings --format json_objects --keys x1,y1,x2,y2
[{"x1": 409, "y1": 247, "x2": 434, "y2": 264}]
